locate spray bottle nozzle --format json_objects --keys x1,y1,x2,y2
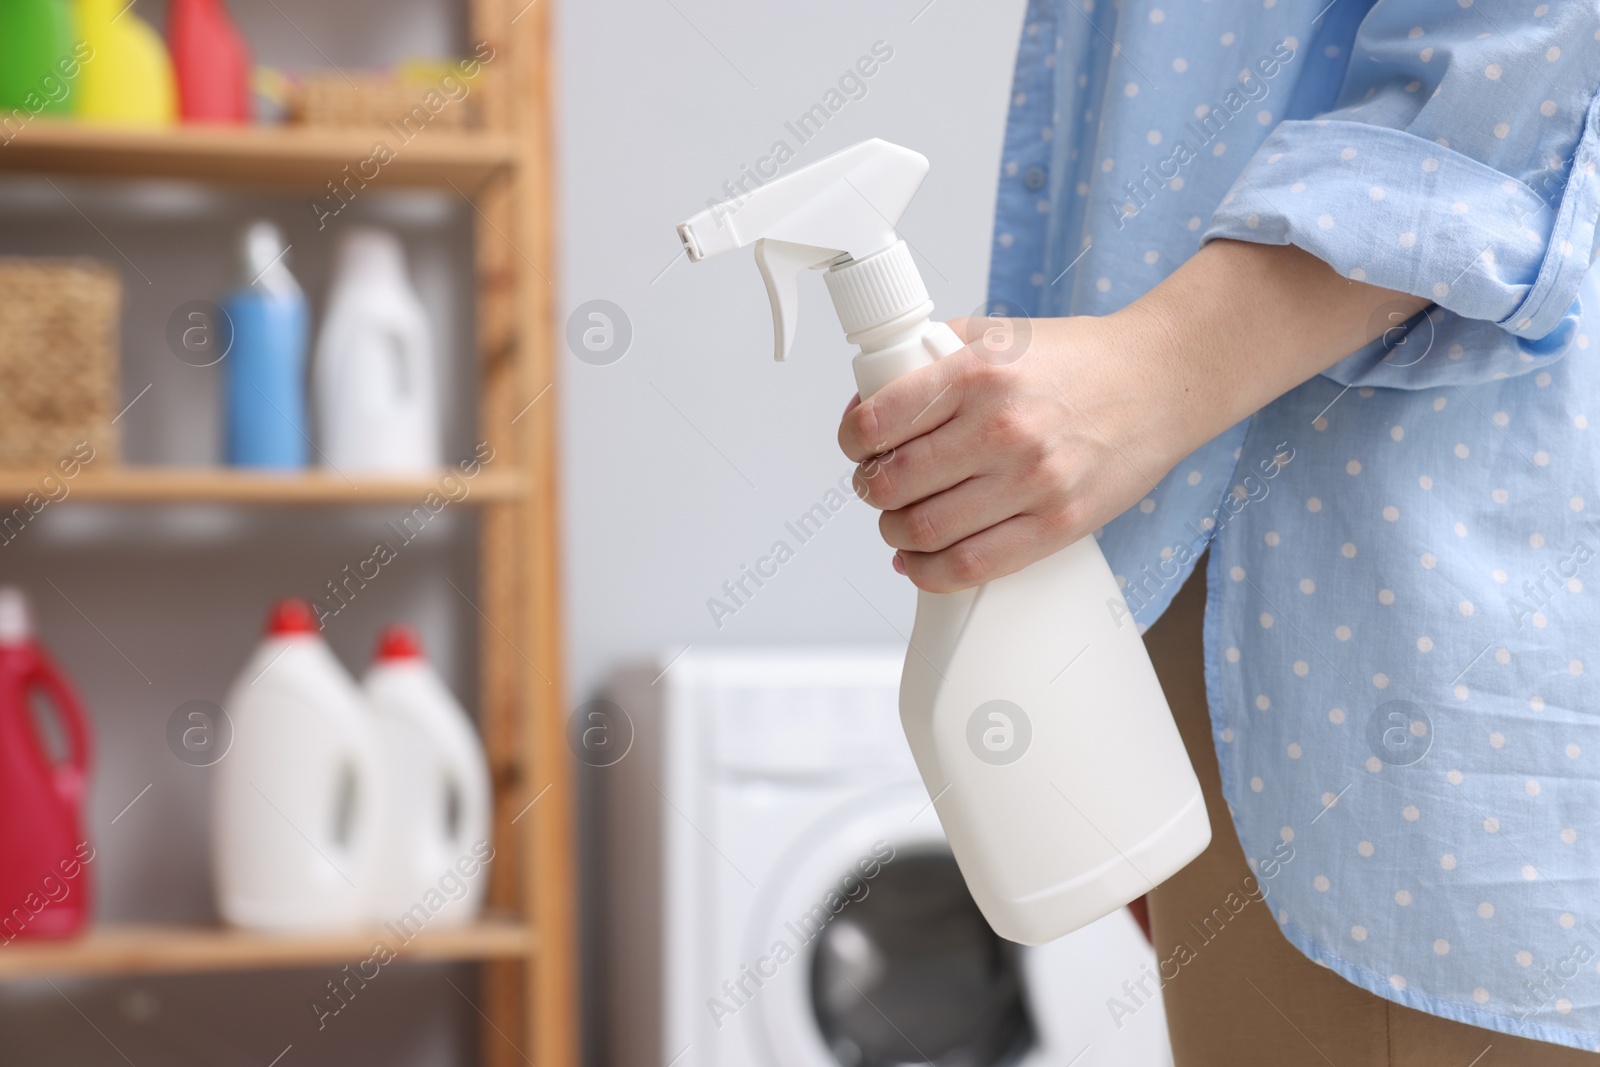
[
  {"x1": 675, "y1": 223, "x2": 704, "y2": 262},
  {"x1": 676, "y1": 138, "x2": 933, "y2": 361}
]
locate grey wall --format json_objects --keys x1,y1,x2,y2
[{"x1": 556, "y1": 0, "x2": 1027, "y2": 703}]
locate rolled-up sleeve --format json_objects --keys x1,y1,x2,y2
[{"x1": 1205, "y1": 0, "x2": 1600, "y2": 344}]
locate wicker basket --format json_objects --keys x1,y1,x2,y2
[
  {"x1": 0, "y1": 258, "x2": 121, "y2": 468},
  {"x1": 295, "y1": 70, "x2": 482, "y2": 131}
]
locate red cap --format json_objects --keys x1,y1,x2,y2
[
  {"x1": 266, "y1": 598, "x2": 318, "y2": 636},
  {"x1": 375, "y1": 624, "x2": 424, "y2": 662}
]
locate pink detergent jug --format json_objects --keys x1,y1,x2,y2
[{"x1": 0, "y1": 587, "x2": 94, "y2": 942}]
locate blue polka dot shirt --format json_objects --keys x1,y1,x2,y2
[{"x1": 988, "y1": 0, "x2": 1600, "y2": 1050}]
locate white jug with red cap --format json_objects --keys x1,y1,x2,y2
[
  {"x1": 212, "y1": 599, "x2": 385, "y2": 931},
  {"x1": 363, "y1": 625, "x2": 491, "y2": 926}
]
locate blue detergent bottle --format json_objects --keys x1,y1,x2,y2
[{"x1": 223, "y1": 221, "x2": 310, "y2": 468}]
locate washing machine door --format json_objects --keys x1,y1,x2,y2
[{"x1": 750, "y1": 789, "x2": 1036, "y2": 1067}]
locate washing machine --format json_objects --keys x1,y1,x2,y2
[{"x1": 598, "y1": 648, "x2": 1173, "y2": 1067}]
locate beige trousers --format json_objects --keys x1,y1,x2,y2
[{"x1": 1141, "y1": 559, "x2": 1600, "y2": 1066}]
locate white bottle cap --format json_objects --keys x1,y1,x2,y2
[
  {"x1": 0, "y1": 587, "x2": 33, "y2": 645},
  {"x1": 333, "y1": 226, "x2": 408, "y2": 283},
  {"x1": 240, "y1": 220, "x2": 303, "y2": 302},
  {"x1": 823, "y1": 240, "x2": 931, "y2": 338}
]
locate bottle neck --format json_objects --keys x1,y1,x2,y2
[{"x1": 850, "y1": 305, "x2": 938, "y2": 400}]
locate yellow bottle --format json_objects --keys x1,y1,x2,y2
[{"x1": 75, "y1": 0, "x2": 176, "y2": 125}]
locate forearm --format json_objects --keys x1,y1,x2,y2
[{"x1": 1112, "y1": 239, "x2": 1430, "y2": 457}]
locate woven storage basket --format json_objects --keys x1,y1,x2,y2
[
  {"x1": 296, "y1": 71, "x2": 479, "y2": 131},
  {"x1": 0, "y1": 258, "x2": 121, "y2": 467}
]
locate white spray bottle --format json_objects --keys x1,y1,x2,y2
[{"x1": 676, "y1": 139, "x2": 1209, "y2": 945}]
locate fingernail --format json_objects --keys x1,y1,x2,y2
[{"x1": 892, "y1": 553, "x2": 907, "y2": 576}]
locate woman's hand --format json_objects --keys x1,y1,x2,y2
[
  {"x1": 838, "y1": 309, "x2": 1198, "y2": 593},
  {"x1": 838, "y1": 239, "x2": 1429, "y2": 593}
]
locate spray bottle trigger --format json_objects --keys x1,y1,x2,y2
[{"x1": 754, "y1": 238, "x2": 839, "y2": 361}]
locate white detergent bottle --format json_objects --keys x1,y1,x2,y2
[
  {"x1": 213, "y1": 599, "x2": 385, "y2": 931},
  {"x1": 676, "y1": 139, "x2": 1209, "y2": 945},
  {"x1": 362, "y1": 625, "x2": 491, "y2": 926},
  {"x1": 314, "y1": 226, "x2": 441, "y2": 473}
]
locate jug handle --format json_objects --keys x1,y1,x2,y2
[
  {"x1": 26, "y1": 652, "x2": 93, "y2": 806},
  {"x1": 341, "y1": 741, "x2": 384, "y2": 869},
  {"x1": 392, "y1": 318, "x2": 429, "y2": 405},
  {"x1": 440, "y1": 735, "x2": 490, "y2": 861}
]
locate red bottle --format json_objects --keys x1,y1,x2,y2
[
  {"x1": 0, "y1": 587, "x2": 94, "y2": 942},
  {"x1": 167, "y1": 0, "x2": 252, "y2": 123}
]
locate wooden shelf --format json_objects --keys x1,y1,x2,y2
[
  {"x1": 0, "y1": 467, "x2": 525, "y2": 505},
  {"x1": 0, "y1": 3, "x2": 576, "y2": 1060},
  {"x1": 0, "y1": 122, "x2": 516, "y2": 191},
  {"x1": 0, "y1": 917, "x2": 533, "y2": 979}
]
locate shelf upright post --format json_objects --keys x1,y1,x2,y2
[{"x1": 471, "y1": 0, "x2": 576, "y2": 1063}]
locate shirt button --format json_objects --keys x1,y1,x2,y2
[{"x1": 1023, "y1": 166, "x2": 1047, "y2": 190}]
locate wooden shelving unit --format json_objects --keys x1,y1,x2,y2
[
  {"x1": 0, "y1": 122, "x2": 516, "y2": 191},
  {"x1": 0, "y1": 918, "x2": 532, "y2": 980},
  {"x1": 0, "y1": 467, "x2": 527, "y2": 505},
  {"x1": 0, "y1": 2, "x2": 574, "y2": 1065}
]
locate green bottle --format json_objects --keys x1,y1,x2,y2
[{"x1": 0, "y1": 0, "x2": 77, "y2": 116}]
